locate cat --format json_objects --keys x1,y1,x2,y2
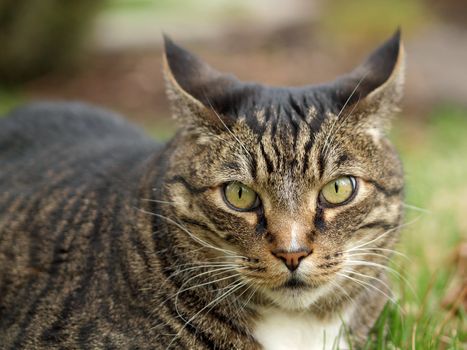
[{"x1": 0, "y1": 30, "x2": 405, "y2": 349}]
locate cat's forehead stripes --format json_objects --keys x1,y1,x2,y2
[
  {"x1": 240, "y1": 102, "x2": 331, "y2": 181},
  {"x1": 221, "y1": 105, "x2": 326, "y2": 211},
  {"x1": 248, "y1": 100, "x2": 326, "y2": 171}
]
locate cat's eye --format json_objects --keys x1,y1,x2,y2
[
  {"x1": 223, "y1": 182, "x2": 260, "y2": 211},
  {"x1": 320, "y1": 176, "x2": 357, "y2": 206}
]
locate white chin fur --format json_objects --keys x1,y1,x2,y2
[
  {"x1": 262, "y1": 283, "x2": 334, "y2": 311},
  {"x1": 253, "y1": 304, "x2": 352, "y2": 350}
]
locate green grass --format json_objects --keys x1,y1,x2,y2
[
  {"x1": 0, "y1": 88, "x2": 24, "y2": 116},
  {"x1": 360, "y1": 107, "x2": 467, "y2": 349}
]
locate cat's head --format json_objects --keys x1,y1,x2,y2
[{"x1": 160, "y1": 31, "x2": 405, "y2": 311}]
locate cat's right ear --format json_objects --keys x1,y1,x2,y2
[
  {"x1": 329, "y1": 29, "x2": 405, "y2": 130},
  {"x1": 162, "y1": 35, "x2": 239, "y2": 130}
]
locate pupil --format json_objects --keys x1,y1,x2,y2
[
  {"x1": 334, "y1": 182, "x2": 339, "y2": 193},
  {"x1": 238, "y1": 187, "x2": 243, "y2": 199}
]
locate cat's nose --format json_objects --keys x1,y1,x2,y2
[{"x1": 272, "y1": 249, "x2": 311, "y2": 272}]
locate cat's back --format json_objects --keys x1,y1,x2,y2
[
  {"x1": 0, "y1": 101, "x2": 160, "y2": 191},
  {"x1": 0, "y1": 102, "x2": 164, "y2": 348},
  {"x1": 0, "y1": 101, "x2": 162, "y2": 231}
]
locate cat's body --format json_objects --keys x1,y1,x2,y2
[
  {"x1": 0, "y1": 32, "x2": 405, "y2": 349},
  {"x1": 0, "y1": 103, "x2": 262, "y2": 349}
]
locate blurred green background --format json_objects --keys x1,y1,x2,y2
[{"x1": 0, "y1": 0, "x2": 465, "y2": 348}]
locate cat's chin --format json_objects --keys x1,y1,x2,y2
[{"x1": 261, "y1": 282, "x2": 334, "y2": 311}]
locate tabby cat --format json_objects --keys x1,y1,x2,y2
[{"x1": 0, "y1": 31, "x2": 405, "y2": 349}]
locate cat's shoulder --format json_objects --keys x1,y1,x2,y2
[{"x1": 0, "y1": 101, "x2": 147, "y2": 145}]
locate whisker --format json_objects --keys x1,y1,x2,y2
[
  {"x1": 328, "y1": 278, "x2": 354, "y2": 306},
  {"x1": 176, "y1": 269, "x2": 246, "y2": 297},
  {"x1": 321, "y1": 72, "x2": 368, "y2": 159},
  {"x1": 346, "y1": 252, "x2": 392, "y2": 261},
  {"x1": 203, "y1": 95, "x2": 253, "y2": 161},
  {"x1": 167, "y1": 280, "x2": 247, "y2": 349},
  {"x1": 168, "y1": 260, "x2": 242, "y2": 269},
  {"x1": 341, "y1": 268, "x2": 391, "y2": 291},
  {"x1": 194, "y1": 282, "x2": 253, "y2": 341},
  {"x1": 242, "y1": 284, "x2": 259, "y2": 309},
  {"x1": 323, "y1": 96, "x2": 361, "y2": 161},
  {"x1": 152, "y1": 246, "x2": 245, "y2": 266},
  {"x1": 226, "y1": 282, "x2": 254, "y2": 326},
  {"x1": 346, "y1": 247, "x2": 410, "y2": 261},
  {"x1": 336, "y1": 272, "x2": 399, "y2": 307},
  {"x1": 348, "y1": 217, "x2": 420, "y2": 252},
  {"x1": 140, "y1": 198, "x2": 178, "y2": 206},
  {"x1": 169, "y1": 255, "x2": 248, "y2": 269},
  {"x1": 167, "y1": 264, "x2": 243, "y2": 280},
  {"x1": 345, "y1": 259, "x2": 418, "y2": 300},
  {"x1": 402, "y1": 202, "x2": 431, "y2": 214},
  {"x1": 153, "y1": 266, "x2": 243, "y2": 312},
  {"x1": 136, "y1": 207, "x2": 241, "y2": 257},
  {"x1": 345, "y1": 259, "x2": 403, "y2": 278},
  {"x1": 174, "y1": 272, "x2": 246, "y2": 323}
]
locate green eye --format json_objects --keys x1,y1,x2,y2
[
  {"x1": 223, "y1": 182, "x2": 259, "y2": 211},
  {"x1": 320, "y1": 176, "x2": 357, "y2": 206}
]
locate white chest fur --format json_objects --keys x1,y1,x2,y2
[{"x1": 253, "y1": 308, "x2": 349, "y2": 350}]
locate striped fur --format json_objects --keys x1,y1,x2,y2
[{"x1": 1, "y1": 31, "x2": 405, "y2": 349}]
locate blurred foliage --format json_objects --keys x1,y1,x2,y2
[
  {"x1": 320, "y1": 0, "x2": 433, "y2": 44},
  {"x1": 103, "y1": 0, "x2": 251, "y2": 23},
  {"x1": 106, "y1": 0, "x2": 247, "y2": 16},
  {"x1": 0, "y1": 0, "x2": 105, "y2": 84},
  {"x1": 0, "y1": 88, "x2": 23, "y2": 115},
  {"x1": 391, "y1": 106, "x2": 467, "y2": 273}
]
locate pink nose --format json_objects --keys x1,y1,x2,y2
[{"x1": 272, "y1": 249, "x2": 311, "y2": 271}]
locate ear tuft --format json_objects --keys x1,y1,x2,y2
[
  {"x1": 162, "y1": 35, "x2": 241, "y2": 129},
  {"x1": 162, "y1": 35, "x2": 240, "y2": 107},
  {"x1": 163, "y1": 35, "x2": 220, "y2": 104},
  {"x1": 332, "y1": 29, "x2": 405, "y2": 115}
]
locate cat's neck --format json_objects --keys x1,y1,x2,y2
[{"x1": 253, "y1": 305, "x2": 354, "y2": 350}]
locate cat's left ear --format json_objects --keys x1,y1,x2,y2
[
  {"x1": 331, "y1": 29, "x2": 405, "y2": 128},
  {"x1": 162, "y1": 35, "x2": 240, "y2": 130}
]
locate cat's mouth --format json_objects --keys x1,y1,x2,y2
[
  {"x1": 274, "y1": 275, "x2": 311, "y2": 290},
  {"x1": 261, "y1": 275, "x2": 330, "y2": 310}
]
